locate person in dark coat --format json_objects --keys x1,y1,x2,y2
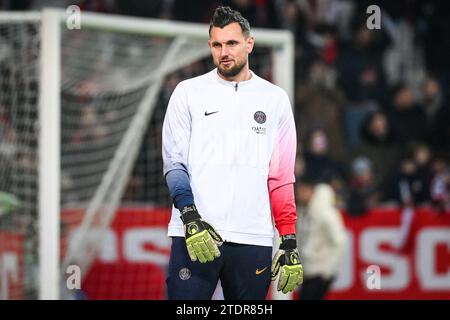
[
  {"x1": 387, "y1": 84, "x2": 429, "y2": 147},
  {"x1": 350, "y1": 111, "x2": 400, "y2": 189}
]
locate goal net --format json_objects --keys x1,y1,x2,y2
[{"x1": 0, "y1": 9, "x2": 294, "y2": 300}]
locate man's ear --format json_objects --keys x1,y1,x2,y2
[
  {"x1": 208, "y1": 39, "x2": 212, "y2": 49},
  {"x1": 246, "y1": 36, "x2": 254, "y2": 54}
]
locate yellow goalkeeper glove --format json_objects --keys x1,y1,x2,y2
[
  {"x1": 271, "y1": 234, "x2": 303, "y2": 294},
  {"x1": 180, "y1": 204, "x2": 223, "y2": 263}
]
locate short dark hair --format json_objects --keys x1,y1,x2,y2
[{"x1": 209, "y1": 6, "x2": 251, "y2": 38}]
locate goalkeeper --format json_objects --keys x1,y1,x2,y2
[{"x1": 162, "y1": 6, "x2": 302, "y2": 300}]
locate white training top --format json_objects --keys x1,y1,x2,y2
[{"x1": 162, "y1": 68, "x2": 296, "y2": 247}]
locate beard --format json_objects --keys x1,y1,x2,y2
[{"x1": 216, "y1": 58, "x2": 246, "y2": 79}]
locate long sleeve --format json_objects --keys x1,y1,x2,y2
[
  {"x1": 162, "y1": 82, "x2": 194, "y2": 209},
  {"x1": 268, "y1": 91, "x2": 297, "y2": 236},
  {"x1": 165, "y1": 169, "x2": 194, "y2": 210}
]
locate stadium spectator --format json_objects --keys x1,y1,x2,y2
[
  {"x1": 350, "y1": 110, "x2": 399, "y2": 189},
  {"x1": 387, "y1": 83, "x2": 429, "y2": 147},
  {"x1": 296, "y1": 175, "x2": 347, "y2": 300},
  {"x1": 421, "y1": 74, "x2": 450, "y2": 152},
  {"x1": 302, "y1": 128, "x2": 346, "y2": 186},
  {"x1": 430, "y1": 156, "x2": 450, "y2": 214},
  {"x1": 346, "y1": 156, "x2": 379, "y2": 216},
  {"x1": 412, "y1": 142, "x2": 433, "y2": 190},
  {"x1": 383, "y1": 152, "x2": 430, "y2": 206},
  {"x1": 382, "y1": 152, "x2": 429, "y2": 252},
  {"x1": 295, "y1": 58, "x2": 346, "y2": 160},
  {"x1": 421, "y1": 74, "x2": 445, "y2": 123}
]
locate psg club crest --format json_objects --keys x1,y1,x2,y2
[
  {"x1": 254, "y1": 111, "x2": 266, "y2": 124},
  {"x1": 179, "y1": 268, "x2": 191, "y2": 280}
]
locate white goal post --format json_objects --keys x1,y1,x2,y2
[{"x1": 0, "y1": 8, "x2": 294, "y2": 300}]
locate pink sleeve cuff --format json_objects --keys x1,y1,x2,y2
[
  {"x1": 269, "y1": 183, "x2": 297, "y2": 236},
  {"x1": 277, "y1": 223, "x2": 297, "y2": 236}
]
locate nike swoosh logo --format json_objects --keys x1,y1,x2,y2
[
  {"x1": 255, "y1": 267, "x2": 268, "y2": 275},
  {"x1": 204, "y1": 111, "x2": 219, "y2": 116}
]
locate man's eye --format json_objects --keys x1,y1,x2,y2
[{"x1": 213, "y1": 43, "x2": 221, "y2": 48}]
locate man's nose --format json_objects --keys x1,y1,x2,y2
[{"x1": 221, "y1": 45, "x2": 230, "y2": 57}]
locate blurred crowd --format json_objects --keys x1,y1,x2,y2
[{"x1": 1, "y1": 0, "x2": 449, "y2": 215}]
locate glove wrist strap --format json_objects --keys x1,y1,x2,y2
[
  {"x1": 180, "y1": 204, "x2": 201, "y2": 224},
  {"x1": 280, "y1": 234, "x2": 297, "y2": 250}
]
